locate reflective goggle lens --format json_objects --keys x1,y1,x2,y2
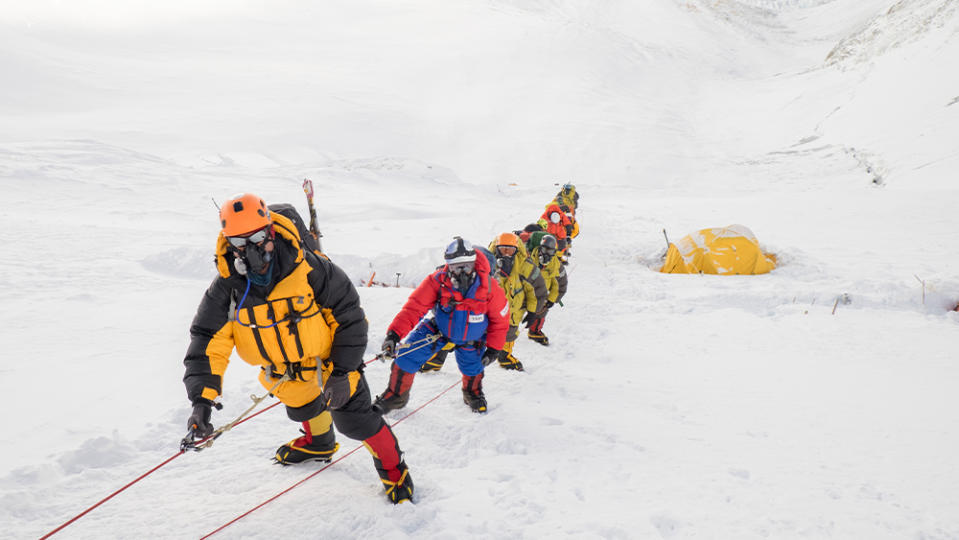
[
  {"x1": 496, "y1": 245, "x2": 517, "y2": 257},
  {"x1": 542, "y1": 248, "x2": 556, "y2": 257},
  {"x1": 227, "y1": 227, "x2": 270, "y2": 248}
]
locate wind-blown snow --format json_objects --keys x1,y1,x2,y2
[{"x1": 2, "y1": 1, "x2": 959, "y2": 539}]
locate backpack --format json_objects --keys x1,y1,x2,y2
[
  {"x1": 267, "y1": 203, "x2": 323, "y2": 256},
  {"x1": 525, "y1": 230, "x2": 552, "y2": 252},
  {"x1": 474, "y1": 246, "x2": 498, "y2": 278}
]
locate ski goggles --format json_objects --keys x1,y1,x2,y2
[
  {"x1": 227, "y1": 226, "x2": 273, "y2": 248},
  {"x1": 495, "y1": 245, "x2": 517, "y2": 257},
  {"x1": 540, "y1": 247, "x2": 556, "y2": 258},
  {"x1": 447, "y1": 261, "x2": 475, "y2": 275}
]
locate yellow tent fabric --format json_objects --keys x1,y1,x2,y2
[{"x1": 659, "y1": 225, "x2": 777, "y2": 275}]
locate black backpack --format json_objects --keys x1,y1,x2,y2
[{"x1": 268, "y1": 203, "x2": 322, "y2": 256}]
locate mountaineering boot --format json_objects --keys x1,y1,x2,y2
[
  {"x1": 377, "y1": 460, "x2": 415, "y2": 504},
  {"x1": 274, "y1": 412, "x2": 339, "y2": 465},
  {"x1": 527, "y1": 314, "x2": 549, "y2": 346},
  {"x1": 527, "y1": 330, "x2": 549, "y2": 346},
  {"x1": 418, "y1": 348, "x2": 449, "y2": 373},
  {"x1": 373, "y1": 362, "x2": 415, "y2": 413},
  {"x1": 497, "y1": 348, "x2": 524, "y2": 371},
  {"x1": 462, "y1": 373, "x2": 487, "y2": 413},
  {"x1": 364, "y1": 423, "x2": 414, "y2": 504}
]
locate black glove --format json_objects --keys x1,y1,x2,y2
[
  {"x1": 187, "y1": 401, "x2": 213, "y2": 438},
  {"x1": 545, "y1": 300, "x2": 554, "y2": 310},
  {"x1": 481, "y1": 348, "x2": 500, "y2": 367},
  {"x1": 322, "y1": 369, "x2": 359, "y2": 409},
  {"x1": 381, "y1": 330, "x2": 400, "y2": 358}
]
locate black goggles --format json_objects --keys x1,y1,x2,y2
[
  {"x1": 447, "y1": 261, "x2": 475, "y2": 275},
  {"x1": 227, "y1": 226, "x2": 272, "y2": 248}
]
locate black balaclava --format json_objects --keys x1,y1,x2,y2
[{"x1": 495, "y1": 254, "x2": 514, "y2": 278}]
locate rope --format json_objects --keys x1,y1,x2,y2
[
  {"x1": 201, "y1": 379, "x2": 462, "y2": 538},
  {"x1": 39, "y1": 400, "x2": 283, "y2": 539},
  {"x1": 38, "y1": 452, "x2": 184, "y2": 540},
  {"x1": 374, "y1": 333, "x2": 441, "y2": 363},
  {"x1": 39, "y1": 351, "x2": 423, "y2": 537},
  {"x1": 182, "y1": 374, "x2": 291, "y2": 452}
]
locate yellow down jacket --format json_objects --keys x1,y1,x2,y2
[
  {"x1": 183, "y1": 213, "x2": 368, "y2": 407},
  {"x1": 488, "y1": 240, "x2": 548, "y2": 327}
]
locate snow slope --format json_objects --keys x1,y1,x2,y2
[{"x1": 2, "y1": 0, "x2": 958, "y2": 538}]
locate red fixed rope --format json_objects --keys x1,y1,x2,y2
[
  {"x1": 39, "y1": 451, "x2": 185, "y2": 540},
  {"x1": 40, "y1": 354, "x2": 390, "y2": 538},
  {"x1": 39, "y1": 400, "x2": 283, "y2": 539},
  {"x1": 202, "y1": 379, "x2": 461, "y2": 538}
]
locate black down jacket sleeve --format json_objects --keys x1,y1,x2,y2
[{"x1": 182, "y1": 277, "x2": 233, "y2": 404}]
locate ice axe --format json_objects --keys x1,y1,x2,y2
[{"x1": 302, "y1": 179, "x2": 323, "y2": 252}]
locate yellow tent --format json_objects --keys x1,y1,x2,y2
[{"x1": 660, "y1": 225, "x2": 776, "y2": 275}]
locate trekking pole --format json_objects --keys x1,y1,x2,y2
[
  {"x1": 181, "y1": 373, "x2": 291, "y2": 452},
  {"x1": 302, "y1": 179, "x2": 323, "y2": 251},
  {"x1": 662, "y1": 228, "x2": 670, "y2": 251},
  {"x1": 374, "y1": 333, "x2": 441, "y2": 363}
]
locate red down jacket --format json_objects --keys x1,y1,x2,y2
[{"x1": 388, "y1": 250, "x2": 508, "y2": 349}]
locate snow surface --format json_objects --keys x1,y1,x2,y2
[{"x1": 2, "y1": 0, "x2": 959, "y2": 538}]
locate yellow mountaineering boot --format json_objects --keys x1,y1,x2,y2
[
  {"x1": 274, "y1": 411, "x2": 340, "y2": 465},
  {"x1": 418, "y1": 344, "x2": 453, "y2": 373},
  {"x1": 378, "y1": 461, "x2": 414, "y2": 504},
  {"x1": 497, "y1": 341, "x2": 524, "y2": 371},
  {"x1": 527, "y1": 330, "x2": 549, "y2": 346}
]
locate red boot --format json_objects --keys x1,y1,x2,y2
[
  {"x1": 373, "y1": 362, "x2": 416, "y2": 413},
  {"x1": 462, "y1": 373, "x2": 487, "y2": 413},
  {"x1": 527, "y1": 315, "x2": 549, "y2": 346}
]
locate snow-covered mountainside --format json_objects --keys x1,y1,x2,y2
[{"x1": 2, "y1": 1, "x2": 958, "y2": 538}]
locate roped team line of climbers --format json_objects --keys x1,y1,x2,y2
[
  {"x1": 176, "y1": 183, "x2": 578, "y2": 506},
  {"x1": 371, "y1": 183, "x2": 580, "y2": 417},
  {"x1": 177, "y1": 182, "x2": 578, "y2": 506},
  {"x1": 41, "y1": 182, "x2": 582, "y2": 537}
]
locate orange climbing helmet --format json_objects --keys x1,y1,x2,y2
[
  {"x1": 493, "y1": 232, "x2": 520, "y2": 258},
  {"x1": 220, "y1": 193, "x2": 272, "y2": 237}
]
